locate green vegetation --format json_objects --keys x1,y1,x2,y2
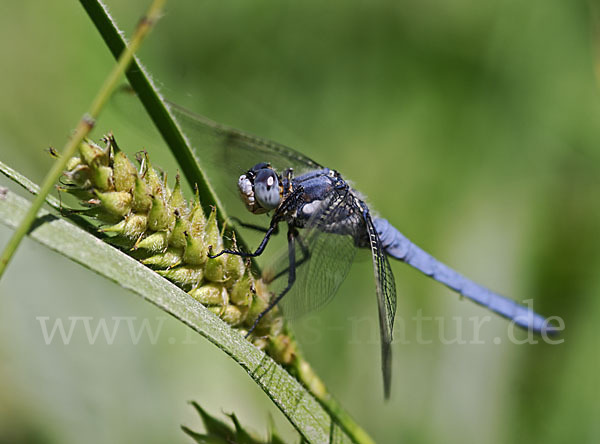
[{"x1": 0, "y1": 1, "x2": 598, "y2": 443}]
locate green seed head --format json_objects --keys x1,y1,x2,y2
[
  {"x1": 268, "y1": 333, "x2": 296, "y2": 365},
  {"x1": 132, "y1": 175, "x2": 152, "y2": 213},
  {"x1": 79, "y1": 140, "x2": 109, "y2": 167},
  {"x1": 169, "y1": 173, "x2": 187, "y2": 214},
  {"x1": 60, "y1": 134, "x2": 301, "y2": 381},
  {"x1": 204, "y1": 207, "x2": 223, "y2": 252},
  {"x1": 135, "y1": 231, "x2": 170, "y2": 253},
  {"x1": 112, "y1": 150, "x2": 137, "y2": 192},
  {"x1": 141, "y1": 247, "x2": 183, "y2": 269},
  {"x1": 101, "y1": 213, "x2": 148, "y2": 240},
  {"x1": 93, "y1": 190, "x2": 132, "y2": 217},
  {"x1": 169, "y1": 212, "x2": 189, "y2": 249},
  {"x1": 219, "y1": 304, "x2": 246, "y2": 326},
  {"x1": 225, "y1": 234, "x2": 245, "y2": 282},
  {"x1": 120, "y1": 213, "x2": 148, "y2": 239},
  {"x1": 204, "y1": 255, "x2": 226, "y2": 283},
  {"x1": 230, "y1": 268, "x2": 254, "y2": 306},
  {"x1": 142, "y1": 158, "x2": 164, "y2": 196},
  {"x1": 91, "y1": 165, "x2": 114, "y2": 191},
  {"x1": 190, "y1": 283, "x2": 228, "y2": 306},
  {"x1": 147, "y1": 194, "x2": 174, "y2": 232},
  {"x1": 188, "y1": 190, "x2": 206, "y2": 237},
  {"x1": 157, "y1": 265, "x2": 203, "y2": 289},
  {"x1": 182, "y1": 230, "x2": 208, "y2": 266},
  {"x1": 66, "y1": 155, "x2": 83, "y2": 171}
]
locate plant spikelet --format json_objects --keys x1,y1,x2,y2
[{"x1": 60, "y1": 136, "x2": 315, "y2": 378}]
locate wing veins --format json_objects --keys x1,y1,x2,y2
[
  {"x1": 273, "y1": 190, "x2": 359, "y2": 319},
  {"x1": 365, "y1": 212, "x2": 397, "y2": 399},
  {"x1": 169, "y1": 101, "x2": 323, "y2": 171}
]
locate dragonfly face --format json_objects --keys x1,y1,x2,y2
[{"x1": 238, "y1": 163, "x2": 282, "y2": 214}]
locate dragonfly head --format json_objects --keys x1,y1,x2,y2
[{"x1": 238, "y1": 163, "x2": 282, "y2": 214}]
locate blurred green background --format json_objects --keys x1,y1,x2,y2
[{"x1": 1, "y1": 1, "x2": 599, "y2": 443}]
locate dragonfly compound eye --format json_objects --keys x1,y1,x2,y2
[{"x1": 254, "y1": 169, "x2": 281, "y2": 211}]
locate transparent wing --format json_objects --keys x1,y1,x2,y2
[
  {"x1": 265, "y1": 190, "x2": 362, "y2": 320},
  {"x1": 169, "y1": 103, "x2": 324, "y2": 218},
  {"x1": 110, "y1": 92, "x2": 322, "y2": 222},
  {"x1": 169, "y1": 102, "x2": 322, "y2": 173},
  {"x1": 365, "y1": 213, "x2": 397, "y2": 399}
]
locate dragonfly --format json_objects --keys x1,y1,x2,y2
[{"x1": 166, "y1": 102, "x2": 557, "y2": 399}]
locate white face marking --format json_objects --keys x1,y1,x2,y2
[
  {"x1": 266, "y1": 176, "x2": 274, "y2": 187},
  {"x1": 238, "y1": 175, "x2": 252, "y2": 196},
  {"x1": 238, "y1": 174, "x2": 256, "y2": 211}
]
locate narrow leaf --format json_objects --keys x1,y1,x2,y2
[{"x1": 0, "y1": 189, "x2": 355, "y2": 444}]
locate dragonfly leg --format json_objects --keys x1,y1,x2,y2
[
  {"x1": 245, "y1": 226, "x2": 297, "y2": 337},
  {"x1": 208, "y1": 225, "x2": 277, "y2": 259},
  {"x1": 268, "y1": 230, "x2": 310, "y2": 282},
  {"x1": 209, "y1": 187, "x2": 304, "y2": 259},
  {"x1": 228, "y1": 216, "x2": 279, "y2": 235}
]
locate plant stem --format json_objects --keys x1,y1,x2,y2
[{"x1": 0, "y1": 0, "x2": 165, "y2": 278}]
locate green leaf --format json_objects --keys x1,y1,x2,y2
[
  {"x1": 189, "y1": 401, "x2": 237, "y2": 440},
  {"x1": 0, "y1": 188, "x2": 358, "y2": 444},
  {"x1": 183, "y1": 401, "x2": 299, "y2": 444}
]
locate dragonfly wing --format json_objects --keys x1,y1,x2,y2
[
  {"x1": 112, "y1": 93, "x2": 324, "y2": 231},
  {"x1": 169, "y1": 102, "x2": 324, "y2": 224},
  {"x1": 265, "y1": 190, "x2": 360, "y2": 319},
  {"x1": 365, "y1": 213, "x2": 397, "y2": 399},
  {"x1": 170, "y1": 102, "x2": 322, "y2": 172}
]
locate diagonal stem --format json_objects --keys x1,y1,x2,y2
[{"x1": 0, "y1": 0, "x2": 166, "y2": 278}]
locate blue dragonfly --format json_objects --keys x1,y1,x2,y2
[{"x1": 168, "y1": 103, "x2": 557, "y2": 399}]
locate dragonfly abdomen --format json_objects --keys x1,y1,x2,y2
[{"x1": 373, "y1": 218, "x2": 556, "y2": 334}]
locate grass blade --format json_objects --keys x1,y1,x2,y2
[
  {"x1": 0, "y1": 0, "x2": 165, "y2": 277},
  {"x1": 0, "y1": 188, "x2": 357, "y2": 443}
]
